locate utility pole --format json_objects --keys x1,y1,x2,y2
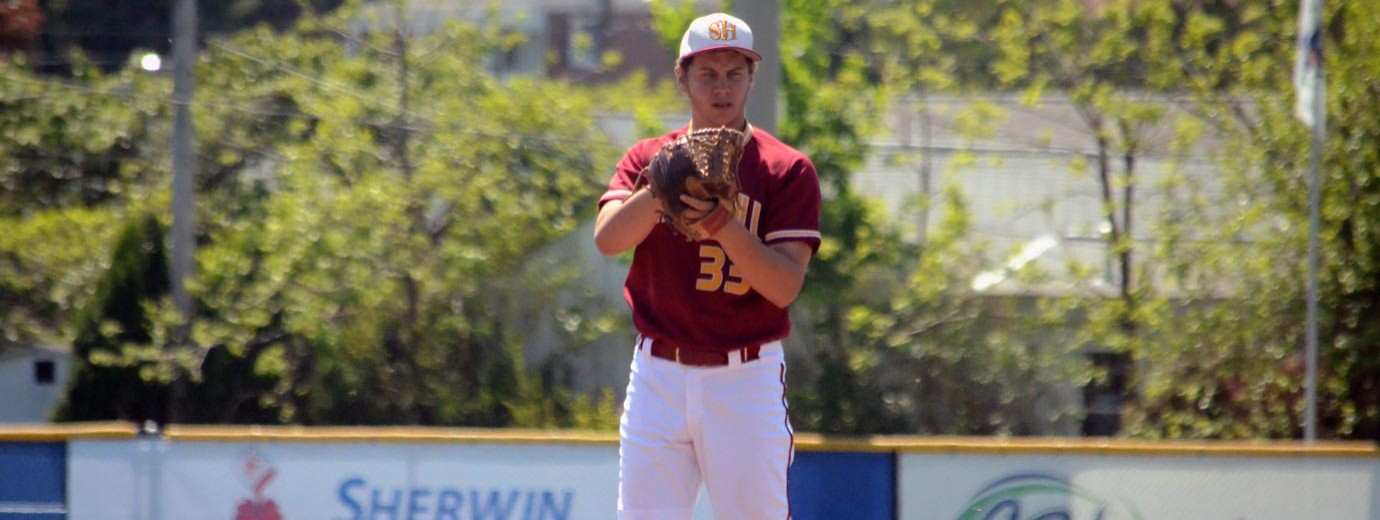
[
  {"x1": 169, "y1": 0, "x2": 197, "y2": 423},
  {"x1": 393, "y1": 0, "x2": 426, "y2": 425},
  {"x1": 899, "y1": 94, "x2": 934, "y2": 246},
  {"x1": 916, "y1": 94, "x2": 933, "y2": 243},
  {"x1": 737, "y1": 0, "x2": 779, "y2": 134},
  {"x1": 394, "y1": 1, "x2": 412, "y2": 182}
]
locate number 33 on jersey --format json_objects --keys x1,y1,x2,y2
[{"x1": 695, "y1": 193, "x2": 761, "y2": 295}]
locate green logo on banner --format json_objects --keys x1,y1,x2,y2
[{"x1": 958, "y1": 474, "x2": 1144, "y2": 520}]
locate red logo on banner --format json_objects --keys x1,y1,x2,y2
[
  {"x1": 234, "y1": 451, "x2": 284, "y2": 520},
  {"x1": 235, "y1": 499, "x2": 283, "y2": 520}
]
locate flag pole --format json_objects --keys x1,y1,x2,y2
[
  {"x1": 1304, "y1": 72, "x2": 1322, "y2": 443},
  {"x1": 1294, "y1": 0, "x2": 1325, "y2": 443}
]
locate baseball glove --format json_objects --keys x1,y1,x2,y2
[{"x1": 645, "y1": 127, "x2": 745, "y2": 240}]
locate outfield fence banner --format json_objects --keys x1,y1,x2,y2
[
  {"x1": 66, "y1": 438, "x2": 894, "y2": 520},
  {"x1": 60, "y1": 428, "x2": 1377, "y2": 519},
  {"x1": 70, "y1": 439, "x2": 620, "y2": 520},
  {"x1": 898, "y1": 452, "x2": 1379, "y2": 519}
]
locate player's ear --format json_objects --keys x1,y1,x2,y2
[{"x1": 675, "y1": 65, "x2": 689, "y2": 95}]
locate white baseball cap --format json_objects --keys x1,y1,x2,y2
[{"x1": 679, "y1": 13, "x2": 762, "y2": 64}]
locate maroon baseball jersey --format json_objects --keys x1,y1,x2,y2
[{"x1": 599, "y1": 125, "x2": 822, "y2": 351}]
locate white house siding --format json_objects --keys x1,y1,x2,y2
[{"x1": 0, "y1": 345, "x2": 71, "y2": 423}]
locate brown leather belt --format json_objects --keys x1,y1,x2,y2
[{"x1": 645, "y1": 337, "x2": 762, "y2": 367}]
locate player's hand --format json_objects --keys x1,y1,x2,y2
[
  {"x1": 678, "y1": 193, "x2": 713, "y2": 218},
  {"x1": 678, "y1": 194, "x2": 733, "y2": 238}
]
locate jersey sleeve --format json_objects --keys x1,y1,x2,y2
[
  {"x1": 599, "y1": 143, "x2": 652, "y2": 209},
  {"x1": 761, "y1": 156, "x2": 823, "y2": 252}
]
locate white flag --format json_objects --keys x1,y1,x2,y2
[{"x1": 1294, "y1": 0, "x2": 1324, "y2": 129}]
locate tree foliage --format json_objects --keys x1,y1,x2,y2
[
  {"x1": 5, "y1": 4, "x2": 623, "y2": 428},
  {"x1": 868, "y1": 0, "x2": 1380, "y2": 440},
  {"x1": 1123, "y1": 0, "x2": 1380, "y2": 440},
  {"x1": 53, "y1": 214, "x2": 171, "y2": 422},
  {"x1": 180, "y1": 10, "x2": 621, "y2": 426},
  {"x1": 8, "y1": 0, "x2": 1379, "y2": 441},
  {"x1": 0, "y1": 54, "x2": 166, "y2": 348}
]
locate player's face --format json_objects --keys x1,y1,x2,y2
[{"x1": 678, "y1": 50, "x2": 755, "y2": 131}]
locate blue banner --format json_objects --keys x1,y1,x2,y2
[
  {"x1": 0, "y1": 442, "x2": 65, "y2": 519},
  {"x1": 790, "y1": 451, "x2": 894, "y2": 520}
]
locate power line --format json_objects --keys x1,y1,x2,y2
[
  {"x1": 19, "y1": 58, "x2": 143, "y2": 67},
  {"x1": 0, "y1": 72, "x2": 150, "y2": 102},
  {"x1": 1, "y1": 56, "x2": 616, "y2": 152},
  {"x1": 41, "y1": 31, "x2": 167, "y2": 38},
  {"x1": 12, "y1": 26, "x2": 618, "y2": 150},
  {"x1": 0, "y1": 82, "x2": 605, "y2": 164},
  {"x1": 207, "y1": 39, "x2": 430, "y2": 123}
]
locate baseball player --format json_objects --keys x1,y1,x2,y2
[{"x1": 592, "y1": 12, "x2": 823, "y2": 520}]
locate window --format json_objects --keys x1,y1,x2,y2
[
  {"x1": 34, "y1": 360, "x2": 55, "y2": 385},
  {"x1": 1082, "y1": 351, "x2": 1129, "y2": 436}
]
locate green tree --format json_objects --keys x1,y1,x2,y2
[
  {"x1": 54, "y1": 214, "x2": 170, "y2": 422},
  {"x1": 774, "y1": 0, "x2": 911, "y2": 434},
  {"x1": 872, "y1": 0, "x2": 1380, "y2": 440},
  {"x1": 866, "y1": 0, "x2": 1263, "y2": 437},
  {"x1": 168, "y1": 7, "x2": 621, "y2": 426},
  {"x1": 0, "y1": 58, "x2": 165, "y2": 351},
  {"x1": 7, "y1": 3, "x2": 628, "y2": 428},
  {"x1": 1313, "y1": 0, "x2": 1380, "y2": 441},
  {"x1": 782, "y1": 0, "x2": 1097, "y2": 435},
  {"x1": 1121, "y1": 0, "x2": 1380, "y2": 440}
]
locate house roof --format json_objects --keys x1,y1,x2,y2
[{"x1": 0, "y1": 343, "x2": 72, "y2": 364}]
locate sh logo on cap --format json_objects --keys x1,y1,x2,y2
[
  {"x1": 680, "y1": 13, "x2": 762, "y2": 62},
  {"x1": 708, "y1": 20, "x2": 738, "y2": 41}
]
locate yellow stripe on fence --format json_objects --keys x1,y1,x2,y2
[
  {"x1": 165, "y1": 424, "x2": 618, "y2": 445},
  {"x1": 795, "y1": 434, "x2": 1380, "y2": 458},
  {"x1": 0, "y1": 422, "x2": 137, "y2": 441},
  {"x1": 3, "y1": 423, "x2": 1376, "y2": 458}
]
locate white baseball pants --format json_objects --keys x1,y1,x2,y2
[{"x1": 617, "y1": 336, "x2": 794, "y2": 520}]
